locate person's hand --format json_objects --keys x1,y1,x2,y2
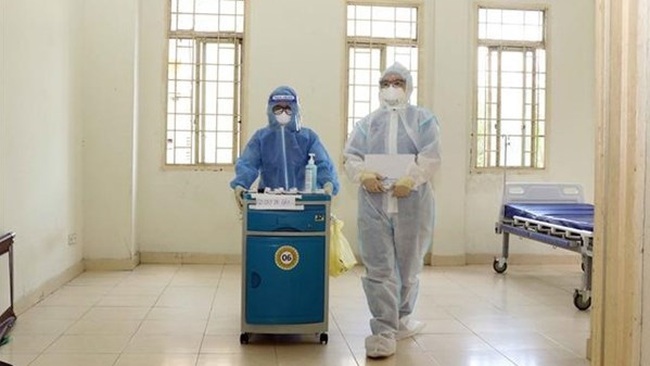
[
  {"x1": 323, "y1": 182, "x2": 334, "y2": 195},
  {"x1": 234, "y1": 186, "x2": 246, "y2": 211},
  {"x1": 360, "y1": 172, "x2": 385, "y2": 193},
  {"x1": 392, "y1": 177, "x2": 414, "y2": 198}
]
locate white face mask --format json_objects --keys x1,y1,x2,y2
[
  {"x1": 276, "y1": 112, "x2": 291, "y2": 125},
  {"x1": 379, "y1": 86, "x2": 407, "y2": 107}
]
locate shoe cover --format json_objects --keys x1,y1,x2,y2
[
  {"x1": 365, "y1": 333, "x2": 396, "y2": 358},
  {"x1": 395, "y1": 317, "x2": 425, "y2": 340}
]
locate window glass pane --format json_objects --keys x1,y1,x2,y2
[
  {"x1": 395, "y1": 22, "x2": 412, "y2": 38},
  {"x1": 217, "y1": 98, "x2": 234, "y2": 115},
  {"x1": 216, "y1": 149, "x2": 233, "y2": 164},
  {"x1": 217, "y1": 115, "x2": 233, "y2": 131},
  {"x1": 218, "y1": 82, "x2": 234, "y2": 98},
  {"x1": 217, "y1": 132, "x2": 234, "y2": 148},
  {"x1": 204, "y1": 115, "x2": 217, "y2": 131},
  {"x1": 196, "y1": 0, "x2": 219, "y2": 13},
  {"x1": 202, "y1": 132, "x2": 216, "y2": 163},
  {"x1": 356, "y1": 20, "x2": 371, "y2": 37},
  {"x1": 177, "y1": 14, "x2": 194, "y2": 30},
  {"x1": 372, "y1": 6, "x2": 394, "y2": 21}
]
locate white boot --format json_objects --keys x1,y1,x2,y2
[
  {"x1": 395, "y1": 316, "x2": 425, "y2": 340},
  {"x1": 365, "y1": 332, "x2": 396, "y2": 358}
]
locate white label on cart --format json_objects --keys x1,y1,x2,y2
[
  {"x1": 275, "y1": 245, "x2": 299, "y2": 271},
  {"x1": 250, "y1": 194, "x2": 304, "y2": 210}
]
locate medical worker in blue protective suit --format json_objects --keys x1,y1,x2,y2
[
  {"x1": 343, "y1": 62, "x2": 441, "y2": 358},
  {"x1": 230, "y1": 86, "x2": 340, "y2": 208}
]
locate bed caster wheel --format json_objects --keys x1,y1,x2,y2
[
  {"x1": 240, "y1": 333, "x2": 249, "y2": 344},
  {"x1": 319, "y1": 333, "x2": 328, "y2": 344},
  {"x1": 493, "y1": 258, "x2": 508, "y2": 274},
  {"x1": 573, "y1": 290, "x2": 591, "y2": 311}
]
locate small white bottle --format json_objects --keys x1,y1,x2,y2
[{"x1": 304, "y1": 153, "x2": 317, "y2": 193}]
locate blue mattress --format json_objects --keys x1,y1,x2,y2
[{"x1": 503, "y1": 203, "x2": 594, "y2": 232}]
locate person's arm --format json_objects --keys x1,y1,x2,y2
[
  {"x1": 230, "y1": 130, "x2": 263, "y2": 190},
  {"x1": 404, "y1": 110, "x2": 441, "y2": 188},
  {"x1": 308, "y1": 132, "x2": 341, "y2": 195},
  {"x1": 342, "y1": 119, "x2": 369, "y2": 183},
  {"x1": 343, "y1": 118, "x2": 386, "y2": 193}
]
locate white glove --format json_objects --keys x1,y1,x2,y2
[
  {"x1": 323, "y1": 182, "x2": 334, "y2": 195},
  {"x1": 234, "y1": 186, "x2": 246, "y2": 210}
]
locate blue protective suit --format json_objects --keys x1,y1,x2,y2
[
  {"x1": 230, "y1": 86, "x2": 340, "y2": 194},
  {"x1": 343, "y1": 63, "x2": 441, "y2": 337}
]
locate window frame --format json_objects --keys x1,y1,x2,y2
[
  {"x1": 344, "y1": 1, "x2": 423, "y2": 140},
  {"x1": 164, "y1": 0, "x2": 245, "y2": 170},
  {"x1": 470, "y1": 4, "x2": 549, "y2": 172}
]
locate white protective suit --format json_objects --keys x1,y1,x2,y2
[{"x1": 343, "y1": 62, "x2": 441, "y2": 340}]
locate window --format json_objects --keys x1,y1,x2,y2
[
  {"x1": 346, "y1": 3, "x2": 419, "y2": 136},
  {"x1": 166, "y1": 0, "x2": 244, "y2": 166},
  {"x1": 474, "y1": 7, "x2": 547, "y2": 169}
]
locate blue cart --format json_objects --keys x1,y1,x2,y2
[{"x1": 240, "y1": 193, "x2": 330, "y2": 345}]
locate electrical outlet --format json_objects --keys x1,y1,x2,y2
[{"x1": 67, "y1": 233, "x2": 77, "y2": 246}]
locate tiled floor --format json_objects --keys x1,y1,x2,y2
[{"x1": 0, "y1": 264, "x2": 590, "y2": 366}]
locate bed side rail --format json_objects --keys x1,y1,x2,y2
[{"x1": 502, "y1": 182, "x2": 585, "y2": 204}]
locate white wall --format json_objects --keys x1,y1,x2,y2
[
  {"x1": 0, "y1": 0, "x2": 83, "y2": 303},
  {"x1": 81, "y1": 0, "x2": 139, "y2": 262},
  {"x1": 134, "y1": 0, "x2": 595, "y2": 262}
]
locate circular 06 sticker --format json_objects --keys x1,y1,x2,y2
[{"x1": 275, "y1": 245, "x2": 299, "y2": 271}]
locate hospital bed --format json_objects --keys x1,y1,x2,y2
[{"x1": 493, "y1": 183, "x2": 593, "y2": 310}]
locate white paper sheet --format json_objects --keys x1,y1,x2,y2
[{"x1": 365, "y1": 154, "x2": 414, "y2": 179}]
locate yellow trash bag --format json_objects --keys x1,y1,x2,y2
[{"x1": 329, "y1": 215, "x2": 357, "y2": 277}]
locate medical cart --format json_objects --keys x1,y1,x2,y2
[{"x1": 239, "y1": 192, "x2": 330, "y2": 345}]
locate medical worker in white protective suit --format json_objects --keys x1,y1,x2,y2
[{"x1": 343, "y1": 62, "x2": 441, "y2": 358}]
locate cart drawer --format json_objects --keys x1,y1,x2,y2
[{"x1": 247, "y1": 204, "x2": 327, "y2": 232}]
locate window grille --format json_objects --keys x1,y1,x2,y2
[
  {"x1": 166, "y1": 0, "x2": 244, "y2": 166},
  {"x1": 474, "y1": 7, "x2": 546, "y2": 169},
  {"x1": 346, "y1": 3, "x2": 420, "y2": 136}
]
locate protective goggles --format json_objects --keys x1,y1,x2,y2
[
  {"x1": 380, "y1": 79, "x2": 406, "y2": 88},
  {"x1": 272, "y1": 105, "x2": 293, "y2": 115}
]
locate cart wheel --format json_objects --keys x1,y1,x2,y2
[
  {"x1": 320, "y1": 333, "x2": 328, "y2": 345},
  {"x1": 573, "y1": 290, "x2": 591, "y2": 311},
  {"x1": 493, "y1": 258, "x2": 508, "y2": 274},
  {"x1": 240, "y1": 333, "x2": 249, "y2": 345}
]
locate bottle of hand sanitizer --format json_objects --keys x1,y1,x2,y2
[{"x1": 304, "y1": 153, "x2": 317, "y2": 193}]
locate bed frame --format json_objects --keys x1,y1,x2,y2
[{"x1": 493, "y1": 183, "x2": 593, "y2": 310}]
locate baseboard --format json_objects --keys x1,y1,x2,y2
[
  {"x1": 429, "y1": 253, "x2": 581, "y2": 266},
  {"x1": 139, "y1": 252, "x2": 241, "y2": 264},
  {"x1": 14, "y1": 261, "x2": 84, "y2": 315},
  {"x1": 430, "y1": 254, "x2": 467, "y2": 266},
  {"x1": 83, "y1": 253, "x2": 140, "y2": 271},
  {"x1": 466, "y1": 253, "x2": 582, "y2": 265}
]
